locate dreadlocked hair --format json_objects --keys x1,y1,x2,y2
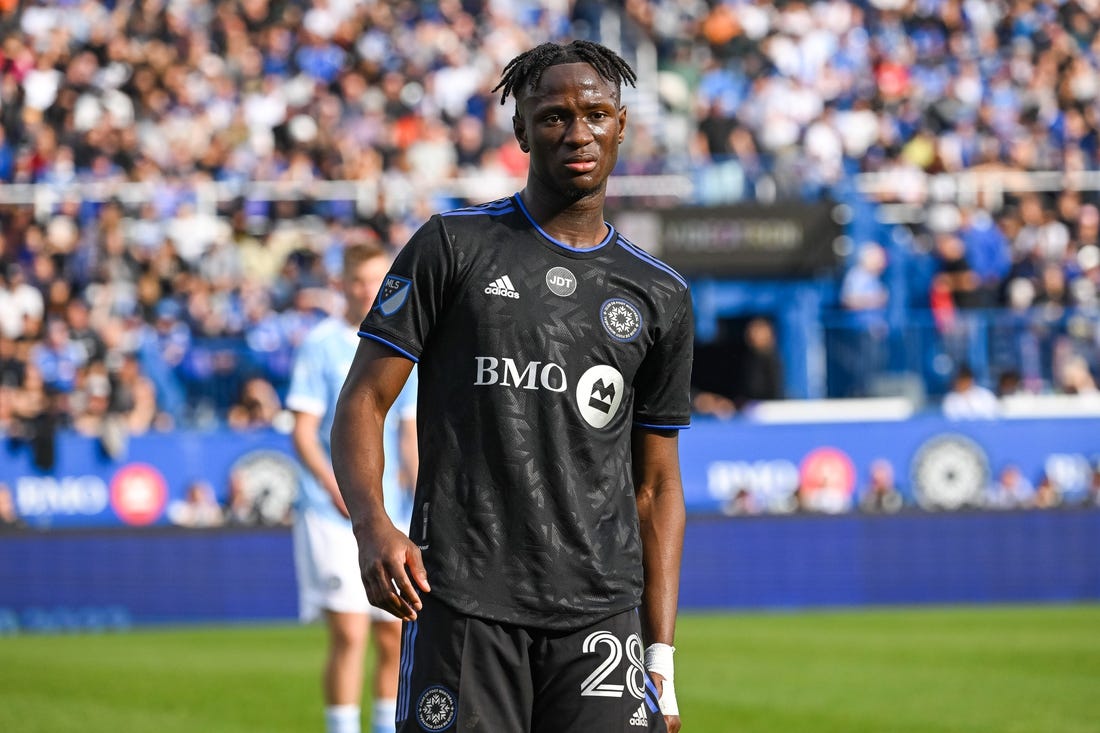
[{"x1": 492, "y1": 40, "x2": 637, "y2": 107}]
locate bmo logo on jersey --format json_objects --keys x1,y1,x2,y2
[
  {"x1": 474, "y1": 357, "x2": 568, "y2": 392},
  {"x1": 473, "y1": 358, "x2": 626, "y2": 429}
]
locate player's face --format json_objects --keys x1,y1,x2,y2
[
  {"x1": 514, "y1": 62, "x2": 626, "y2": 201},
  {"x1": 344, "y1": 256, "x2": 389, "y2": 321}
]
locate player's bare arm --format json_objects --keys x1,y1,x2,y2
[
  {"x1": 633, "y1": 427, "x2": 686, "y2": 733},
  {"x1": 331, "y1": 338, "x2": 429, "y2": 621},
  {"x1": 291, "y1": 411, "x2": 349, "y2": 517}
]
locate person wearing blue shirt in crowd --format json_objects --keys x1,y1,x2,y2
[
  {"x1": 287, "y1": 243, "x2": 418, "y2": 733},
  {"x1": 31, "y1": 318, "x2": 86, "y2": 394}
]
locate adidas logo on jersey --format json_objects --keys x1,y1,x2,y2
[
  {"x1": 485, "y1": 275, "x2": 520, "y2": 299},
  {"x1": 629, "y1": 703, "x2": 649, "y2": 727}
]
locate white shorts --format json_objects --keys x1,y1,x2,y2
[{"x1": 292, "y1": 509, "x2": 399, "y2": 624}]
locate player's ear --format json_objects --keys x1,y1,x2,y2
[
  {"x1": 513, "y1": 113, "x2": 529, "y2": 153},
  {"x1": 617, "y1": 105, "x2": 627, "y2": 145}
]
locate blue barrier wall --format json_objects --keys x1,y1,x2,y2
[
  {"x1": 2, "y1": 511, "x2": 1097, "y2": 630},
  {"x1": 0, "y1": 528, "x2": 297, "y2": 630},
  {"x1": 682, "y1": 510, "x2": 1100, "y2": 610}
]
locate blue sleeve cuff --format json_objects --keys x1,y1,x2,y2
[{"x1": 357, "y1": 331, "x2": 420, "y2": 363}]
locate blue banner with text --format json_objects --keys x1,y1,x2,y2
[{"x1": 2, "y1": 415, "x2": 1099, "y2": 528}]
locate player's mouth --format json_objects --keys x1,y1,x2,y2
[{"x1": 563, "y1": 157, "x2": 598, "y2": 173}]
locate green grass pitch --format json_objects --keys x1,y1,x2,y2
[{"x1": 1, "y1": 604, "x2": 1097, "y2": 733}]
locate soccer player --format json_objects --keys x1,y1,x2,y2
[
  {"x1": 332, "y1": 40, "x2": 691, "y2": 733},
  {"x1": 288, "y1": 243, "x2": 418, "y2": 733}
]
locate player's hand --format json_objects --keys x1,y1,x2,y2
[
  {"x1": 649, "y1": 673, "x2": 682, "y2": 733},
  {"x1": 354, "y1": 518, "x2": 430, "y2": 621}
]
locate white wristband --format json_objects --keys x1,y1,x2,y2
[
  {"x1": 644, "y1": 643, "x2": 678, "y2": 716},
  {"x1": 644, "y1": 642, "x2": 675, "y2": 681}
]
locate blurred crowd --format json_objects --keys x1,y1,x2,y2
[{"x1": 1, "y1": 0, "x2": 1100, "y2": 453}]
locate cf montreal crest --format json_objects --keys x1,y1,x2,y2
[
  {"x1": 376, "y1": 275, "x2": 412, "y2": 316},
  {"x1": 416, "y1": 685, "x2": 457, "y2": 731},
  {"x1": 601, "y1": 298, "x2": 642, "y2": 342},
  {"x1": 910, "y1": 434, "x2": 989, "y2": 510}
]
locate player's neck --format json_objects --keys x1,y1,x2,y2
[{"x1": 518, "y1": 187, "x2": 609, "y2": 249}]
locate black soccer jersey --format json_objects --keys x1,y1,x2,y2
[{"x1": 359, "y1": 194, "x2": 693, "y2": 630}]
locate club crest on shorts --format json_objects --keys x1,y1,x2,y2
[
  {"x1": 416, "y1": 685, "x2": 457, "y2": 731},
  {"x1": 376, "y1": 275, "x2": 412, "y2": 316},
  {"x1": 600, "y1": 298, "x2": 642, "y2": 342}
]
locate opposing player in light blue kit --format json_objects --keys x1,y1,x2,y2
[{"x1": 288, "y1": 243, "x2": 418, "y2": 733}]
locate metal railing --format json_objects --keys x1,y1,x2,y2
[
  {"x1": 853, "y1": 169, "x2": 1100, "y2": 224},
  {"x1": 0, "y1": 174, "x2": 698, "y2": 220},
  {"x1": 821, "y1": 306, "x2": 1100, "y2": 402}
]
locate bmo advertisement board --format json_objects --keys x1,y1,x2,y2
[
  {"x1": 1, "y1": 430, "x2": 295, "y2": 529},
  {"x1": 2, "y1": 414, "x2": 1098, "y2": 528},
  {"x1": 683, "y1": 415, "x2": 1100, "y2": 514}
]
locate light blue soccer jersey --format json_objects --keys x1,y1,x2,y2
[{"x1": 286, "y1": 316, "x2": 417, "y2": 528}]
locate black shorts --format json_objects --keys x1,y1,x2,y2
[{"x1": 396, "y1": 593, "x2": 668, "y2": 732}]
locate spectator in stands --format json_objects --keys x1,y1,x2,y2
[
  {"x1": 227, "y1": 376, "x2": 283, "y2": 430},
  {"x1": 1035, "y1": 263, "x2": 1070, "y2": 309},
  {"x1": 0, "y1": 334, "x2": 22, "y2": 392},
  {"x1": 0, "y1": 0, "x2": 1097, "y2": 416},
  {"x1": 1073, "y1": 244, "x2": 1100, "y2": 306},
  {"x1": 65, "y1": 298, "x2": 105, "y2": 366},
  {"x1": 942, "y1": 364, "x2": 999, "y2": 420},
  {"x1": 1033, "y1": 472, "x2": 1062, "y2": 510},
  {"x1": 9, "y1": 363, "x2": 57, "y2": 470},
  {"x1": 738, "y1": 317, "x2": 784, "y2": 406},
  {"x1": 0, "y1": 380, "x2": 15, "y2": 436},
  {"x1": 0, "y1": 263, "x2": 44, "y2": 340},
  {"x1": 858, "y1": 459, "x2": 904, "y2": 514},
  {"x1": 932, "y1": 232, "x2": 982, "y2": 311},
  {"x1": 168, "y1": 480, "x2": 226, "y2": 529},
  {"x1": 1088, "y1": 466, "x2": 1100, "y2": 508},
  {"x1": 839, "y1": 242, "x2": 890, "y2": 388},
  {"x1": 722, "y1": 487, "x2": 759, "y2": 517},
  {"x1": 1055, "y1": 354, "x2": 1099, "y2": 395},
  {"x1": 986, "y1": 465, "x2": 1036, "y2": 510},
  {"x1": 224, "y1": 474, "x2": 263, "y2": 527},
  {"x1": 995, "y1": 369, "x2": 1024, "y2": 398},
  {"x1": 959, "y1": 206, "x2": 1012, "y2": 307},
  {"x1": 0, "y1": 482, "x2": 24, "y2": 530},
  {"x1": 841, "y1": 243, "x2": 889, "y2": 315},
  {"x1": 109, "y1": 353, "x2": 158, "y2": 435},
  {"x1": 71, "y1": 361, "x2": 113, "y2": 438}
]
